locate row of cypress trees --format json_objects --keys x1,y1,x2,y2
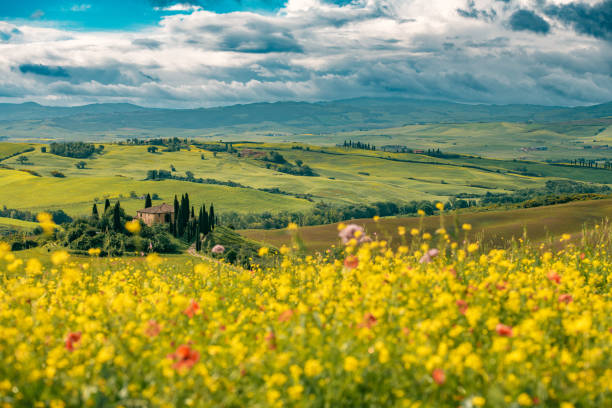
[
  {"x1": 92, "y1": 194, "x2": 216, "y2": 246},
  {"x1": 172, "y1": 193, "x2": 216, "y2": 247},
  {"x1": 91, "y1": 199, "x2": 123, "y2": 232}
]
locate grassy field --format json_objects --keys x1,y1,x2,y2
[
  {"x1": 0, "y1": 216, "x2": 39, "y2": 234},
  {"x1": 0, "y1": 141, "x2": 610, "y2": 219},
  {"x1": 0, "y1": 142, "x2": 34, "y2": 161},
  {"x1": 2, "y1": 117, "x2": 611, "y2": 161},
  {"x1": 241, "y1": 198, "x2": 612, "y2": 252}
]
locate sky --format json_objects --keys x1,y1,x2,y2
[{"x1": 0, "y1": 0, "x2": 610, "y2": 108}]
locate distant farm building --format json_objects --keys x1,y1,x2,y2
[{"x1": 136, "y1": 203, "x2": 174, "y2": 226}]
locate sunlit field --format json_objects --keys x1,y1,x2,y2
[{"x1": 1, "y1": 217, "x2": 611, "y2": 407}]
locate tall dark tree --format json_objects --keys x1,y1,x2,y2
[
  {"x1": 112, "y1": 201, "x2": 122, "y2": 232},
  {"x1": 104, "y1": 199, "x2": 111, "y2": 213},
  {"x1": 92, "y1": 203, "x2": 99, "y2": 219},
  {"x1": 145, "y1": 193, "x2": 152, "y2": 208},
  {"x1": 173, "y1": 195, "x2": 179, "y2": 236},
  {"x1": 209, "y1": 204, "x2": 215, "y2": 230},
  {"x1": 199, "y1": 206, "x2": 209, "y2": 235}
]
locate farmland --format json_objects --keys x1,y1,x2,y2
[
  {"x1": 242, "y1": 198, "x2": 612, "y2": 253},
  {"x1": 1, "y1": 141, "x2": 610, "y2": 220}
]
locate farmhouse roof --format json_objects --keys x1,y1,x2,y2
[{"x1": 137, "y1": 203, "x2": 174, "y2": 214}]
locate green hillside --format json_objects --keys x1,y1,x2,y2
[
  {"x1": 0, "y1": 141, "x2": 610, "y2": 219},
  {"x1": 1, "y1": 99, "x2": 610, "y2": 162}
]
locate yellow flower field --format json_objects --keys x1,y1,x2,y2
[{"x1": 0, "y1": 229, "x2": 611, "y2": 407}]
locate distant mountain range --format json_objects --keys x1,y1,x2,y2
[{"x1": 0, "y1": 98, "x2": 611, "y2": 135}]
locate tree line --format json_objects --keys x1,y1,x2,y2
[
  {"x1": 343, "y1": 140, "x2": 376, "y2": 150},
  {"x1": 48, "y1": 142, "x2": 104, "y2": 158},
  {"x1": 145, "y1": 170, "x2": 314, "y2": 201},
  {"x1": 169, "y1": 193, "x2": 216, "y2": 250}
]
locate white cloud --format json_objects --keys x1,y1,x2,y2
[
  {"x1": 71, "y1": 4, "x2": 92, "y2": 12},
  {"x1": 0, "y1": 0, "x2": 610, "y2": 107}
]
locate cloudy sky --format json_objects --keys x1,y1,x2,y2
[{"x1": 0, "y1": 0, "x2": 610, "y2": 107}]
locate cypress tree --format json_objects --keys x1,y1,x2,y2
[
  {"x1": 195, "y1": 223, "x2": 201, "y2": 251},
  {"x1": 104, "y1": 199, "x2": 111, "y2": 213},
  {"x1": 200, "y1": 206, "x2": 209, "y2": 235},
  {"x1": 208, "y1": 204, "x2": 215, "y2": 230},
  {"x1": 92, "y1": 203, "x2": 99, "y2": 219},
  {"x1": 178, "y1": 195, "x2": 185, "y2": 237},
  {"x1": 173, "y1": 195, "x2": 179, "y2": 236},
  {"x1": 145, "y1": 193, "x2": 152, "y2": 208},
  {"x1": 113, "y1": 201, "x2": 122, "y2": 232},
  {"x1": 191, "y1": 206, "x2": 195, "y2": 219}
]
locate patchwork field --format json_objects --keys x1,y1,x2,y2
[
  {"x1": 4, "y1": 118, "x2": 610, "y2": 161},
  {"x1": 1, "y1": 141, "x2": 610, "y2": 219},
  {"x1": 241, "y1": 198, "x2": 612, "y2": 252}
]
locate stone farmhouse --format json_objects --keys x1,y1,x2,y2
[{"x1": 136, "y1": 203, "x2": 174, "y2": 226}]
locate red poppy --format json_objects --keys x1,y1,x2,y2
[
  {"x1": 432, "y1": 368, "x2": 446, "y2": 385},
  {"x1": 145, "y1": 320, "x2": 161, "y2": 337},
  {"x1": 496, "y1": 281, "x2": 508, "y2": 291},
  {"x1": 456, "y1": 299, "x2": 468, "y2": 315},
  {"x1": 547, "y1": 271, "x2": 561, "y2": 284},
  {"x1": 278, "y1": 309, "x2": 294, "y2": 323},
  {"x1": 495, "y1": 323, "x2": 513, "y2": 337},
  {"x1": 65, "y1": 332, "x2": 82, "y2": 351},
  {"x1": 558, "y1": 294, "x2": 573, "y2": 304},
  {"x1": 167, "y1": 344, "x2": 199, "y2": 371},
  {"x1": 358, "y1": 313, "x2": 378, "y2": 329},
  {"x1": 344, "y1": 255, "x2": 359, "y2": 269},
  {"x1": 184, "y1": 300, "x2": 200, "y2": 318}
]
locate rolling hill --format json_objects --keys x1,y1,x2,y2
[
  {"x1": 240, "y1": 198, "x2": 612, "y2": 253},
  {"x1": 0, "y1": 98, "x2": 610, "y2": 139}
]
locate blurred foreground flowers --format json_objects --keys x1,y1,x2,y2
[{"x1": 0, "y1": 232, "x2": 611, "y2": 407}]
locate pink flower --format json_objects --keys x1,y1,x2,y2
[
  {"x1": 211, "y1": 244, "x2": 225, "y2": 254},
  {"x1": 145, "y1": 320, "x2": 161, "y2": 337},
  {"x1": 338, "y1": 224, "x2": 370, "y2": 244},
  {"x1": 419, "y1": 248, "x2": 440, "y2": 264}
]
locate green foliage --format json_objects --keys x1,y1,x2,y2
[
  {"x1": 59, "y1": 201, "x2": 177, "y2": 256},
  {"x1": 49, "y1": 142, "x2": 102, "y2": 158},
  {"x1": 0, "y1": 206, "x2": 72, "y2": 225},
  {"x1": 203, "y1": 226, "x2": 276, "y2": 267}
]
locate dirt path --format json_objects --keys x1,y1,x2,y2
[{"x1": 186, "y1": 244, "x2": 243, "y2": 272}]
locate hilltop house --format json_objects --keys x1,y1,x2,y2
[{"x1": 136, "y1": 203, "x2": 174, "y2": 226}]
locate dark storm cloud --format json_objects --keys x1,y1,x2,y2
[
  {"x1": 19, "y1": 64, "x2": 70, "y2": 78},
  {"x1": 545, "y1": 0, "x2": 612, "y2": 41},
  {"x1": 508, "y1": 9, "x2": 550, "y2": 34},
  {"x1": 18, "y1": 64, "x2": 156, "y2": 85},
  {"x1": 457, "y1": 1, "x2": 497, "y2": 22},
  {"x1": 132, "y1": 38, "x2": 163, "y2": 49}
]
